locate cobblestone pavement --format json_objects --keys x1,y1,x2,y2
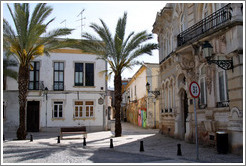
[{"x1": 2, "y1": 122, "x2": 244, "y2": 164}]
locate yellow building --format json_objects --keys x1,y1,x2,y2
[
  {"x1": 123, "y1": 63, "x2": 160, "y2": 128},
  {"x1": 153, "y1": 3, "x2": 243, "y2": 154}
]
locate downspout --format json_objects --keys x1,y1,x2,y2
[{"x1": 103, "y1": 60, "x2": 108, "y2": 130}]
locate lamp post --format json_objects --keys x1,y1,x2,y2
[
  {"x1": 43, "y1": 87, "x2": 48, "y2": 128},
  {"x1": 146, "y1": 82, "x2": 160, "y2": 128},
  {"x1": 202, "y1": 41, "x2": 233, "y2": 71}
]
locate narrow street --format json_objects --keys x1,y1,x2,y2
[{"x1": 2, "y1": 122, "x2": 243, "y2": 164}]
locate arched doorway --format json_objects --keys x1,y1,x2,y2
[{"x1": 180, "y1": 90, "x2": 188, "y2": 139}]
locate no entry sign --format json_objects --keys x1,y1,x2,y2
[{"x1": 189, "y1": 81, "x2": 200, "y2": 98}]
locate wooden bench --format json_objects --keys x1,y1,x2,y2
[{"x1": 60, "y1": 126, "x2": 87, "y2": 139}]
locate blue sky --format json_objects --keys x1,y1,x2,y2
[{"x1": 2, "y1": 1, "x2": 166, "y2": 88}]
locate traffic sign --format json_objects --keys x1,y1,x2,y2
[
  {"x1": 189, "y1": 81, "x2": 200, "y2": 160},
  {"x1": 189, "y1": 81, "x2": 200, "y2": 98}
]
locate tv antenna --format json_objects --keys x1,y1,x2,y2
[
  {"x1": 60, "y1": 19, "x2": 66, "y2": 28},
  {"x1": 60, "y1": 19, "x2": 67, "y2": 38},
  {"x1": 76, "y1": 9, "x2": 86, "y2": 38}
]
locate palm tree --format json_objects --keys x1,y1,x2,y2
[
  {"x1": 3, "y1": 3, "x2": 73, "y2": 139},
  {"x1": 75, "y1": 12, "x2": 158, "y2": 137}
]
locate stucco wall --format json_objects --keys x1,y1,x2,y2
[{"x1": 3, "y1": 48, "x2": 107, "y2": 132}]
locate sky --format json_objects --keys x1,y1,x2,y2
[{"x1": 2, "y1": 1, "x2": 166, "y2": 88}]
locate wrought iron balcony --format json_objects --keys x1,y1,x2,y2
[{"x1": 177, "y1": 4, "x2": 232, "y2": 47}]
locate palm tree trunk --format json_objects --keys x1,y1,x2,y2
[
  {"x1": 114, "y1": 73, "x2": 122, "y2": 137},
  {"x1": 17, "y1": 65, "x2": 29, "y2": 140}
]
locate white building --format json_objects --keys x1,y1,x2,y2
[{"x1": 3, "y1": 48, "x2": 108, "y2": 132}]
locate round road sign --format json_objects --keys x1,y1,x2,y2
[{"x1": 189, "y1": 81, "x2": 200, "y2": 98}]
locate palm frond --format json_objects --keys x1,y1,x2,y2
[{"x1": 4, "y1": 3, "x2": 74, "y2": 66}]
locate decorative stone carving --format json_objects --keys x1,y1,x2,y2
[
  {"x1": 228, "y1": 107, "x2": 243, "y2": 132},
  {"x1": 176, "y1": 53, "x2": 199, "y2": 84},
  {"x1": 229, "y1": 107, "x2": 243, "y2": 119}
]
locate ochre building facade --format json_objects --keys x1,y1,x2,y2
[{"x1": 153, "y1": 3, "x2": 243, "y2": 154}]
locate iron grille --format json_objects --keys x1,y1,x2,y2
[{"x1": 177, "y1": 4, "x2": 232, "y2": 47}]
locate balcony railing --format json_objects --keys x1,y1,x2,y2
[
  {"x1": 216, "y1": 100, "x2": 230, "y2": 108},
  {"x1": 28, "y1": 81, "x2": 42, "y2": 90},
  {"x1": 177, "y1": 4, "x2": 232, "y2": 47}
]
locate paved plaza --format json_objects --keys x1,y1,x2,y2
[{"x1": 2, "y1": 122, "x2": 244, "y2": 164}]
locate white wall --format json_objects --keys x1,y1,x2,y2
[{"x1": 3, "y1": 48, "x2": 107, "y2": 131}]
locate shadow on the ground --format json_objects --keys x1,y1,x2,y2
[{"x1": 3, "y1": 122, "x2": 243, "y2": 163}]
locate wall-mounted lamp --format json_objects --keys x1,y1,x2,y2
[
  {"x1": 127, "y1": 96, "x2": 137, "y2": 103},
  {"x1": 146, "y1": 82, "x2": 160, "y2": 98},
  {"x1": 44, "y1": 87, "x2": 48, "y2": 100},
  {"x1": 202, "y1": 41, "x2": 233, "y2": 71}
]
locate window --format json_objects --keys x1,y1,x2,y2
[
  {"x1": 85, "y1": 101, "x2": 94, "y2": 117},
  {"x1": 218, "y1": 70, "x2": 228, "y2": 102},
  {"x1": 74, "y1": 101, "x2": 83, "y2": 118},
  {"x1": 74, "y1": 63, "x2": 94, "y2": 86},
  {"x1": 54, "y1": 62, "x2": 64, "y2": 91},
  {"x1": 165, "y1": 85, "x2": 168, "y2": 112},
  {"x1": 199, "y1": 66, "x2": 207, "y2": 106},
  {"x1": 73, "y1": 101, "x2": 95, "y2": 118},
  {"x1": 168, "y1": 88, "x2": 171, "y2": 110},
  {"x1": 85, "y1": 63, "x2": 94, "y2": 86},
  {"x1": 53, "y1": 101, "x2": 63, "y2": 118},
  {"x1": 29, "y1": 61, "x2": 40, "y2": 90},
  {"x1": 75, "y1": 63, "x2": 83, "y2": 86}
]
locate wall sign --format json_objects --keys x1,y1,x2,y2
[{"x1": 98, "y1": 97, "x2": 104, "y2": 105}]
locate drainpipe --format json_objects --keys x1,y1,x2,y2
[
  {"x1": 103, "y1": 60, "x2": 108, "y2": 130},
  {"x1": 153, "y1": 98, "x2": 156, "y2": 128}
]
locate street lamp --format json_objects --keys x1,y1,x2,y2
[
  {"x1": 44, "y1": 87, "x2": 48, "y2": 100},
  {"x1": 127, "y1": 96, "x2": 137, "y2": 103},
  {"x1": 146, "y1": 82, "x2": 160, "y2": 98},
  {"x1": 146, "y1": 82, "x2": 160, "y2": 129},
  {"x1": 202, "y1": 41, "x2": 233, "y2": 70}
]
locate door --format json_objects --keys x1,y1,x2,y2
[{"x1": 27, "y1": 101, "x2": 40, "y2": 132}]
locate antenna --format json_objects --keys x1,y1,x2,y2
[
  {"x1": 60, "y1": 19, "x2": 66, "y2": 28},
  {"x1": 60, "y1": 19, "x2": 67, "y2": 38},
  {"x1": 76, "y1": 9, "x2": 86, "y2": 38}
]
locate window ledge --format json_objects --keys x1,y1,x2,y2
[
  {"x1": 198, "y1": 104, "x2": 207, "y2": 109},
  {"x1": 73, "y1": 86, "x2": 95, "y2": 88},
  {"x1": 73, "y1": 117, "x2": 95, "y2": 121},
  {"x1": 52, "y1": 118, "x2": 65, "y2": 121}
]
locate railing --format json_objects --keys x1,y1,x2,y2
[
  {"x1": 29, "y1": 81, "x2": 42, "y2": 90},
  {"x1": 54, "y1": 82, "x2": 64, "y2": 91},
  {"x1": 198, "y1": 98, "x2": 207, "y2": 109},
  {"x1": 159, "y1": 51, "x2": 172, "y2": 64},
  {"x1": 177, "y1": 4, "x2": 232, "y2": 47},
  {"x1": 216, "y1": 101, "x2": 230, "y2": 108}
]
